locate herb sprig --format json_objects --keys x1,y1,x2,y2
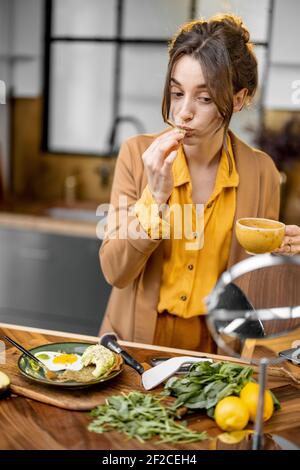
[{"x1": 88, "y1": 391, "x2": 207, "y2": 443}]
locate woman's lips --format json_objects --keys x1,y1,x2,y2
[
  {"x1": 175, "y1": 126, "x2": 195, "y2": 137},
  {"x1": 184, "y1": 130, "x2": 195, "y2": 137}
]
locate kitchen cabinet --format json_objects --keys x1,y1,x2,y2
[{"x1": 0, "y1": 226, "x2": 111, "y2": 335}]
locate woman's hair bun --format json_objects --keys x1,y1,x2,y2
[
  {"x1": 239, "y1": 23, "x2": 250, "y2": 44},
  {"x1": 222, "y1": 14, "x2": 250, "y2": 44},
  {"x1": 228, "y1": 15, "x2": 250, "y2": 44}
]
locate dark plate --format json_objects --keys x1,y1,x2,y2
[{"x1": 18, "y1": 341, "x2": 123, "y2": 389}]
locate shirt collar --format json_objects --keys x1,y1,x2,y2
[
  {"x1": 172, "y1": 134, "x2": 239, "y2": 191},
  {"x1": 172, "y1": 144, "x2": 191, "y2": 187}
]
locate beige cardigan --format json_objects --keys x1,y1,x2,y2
[{"x1": 99, "y1": 129, "x2": 281, "y2": 344}]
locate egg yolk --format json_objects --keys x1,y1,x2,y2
[{"x1": 52, "y1": 354, "x2": 78, "y2": 364}]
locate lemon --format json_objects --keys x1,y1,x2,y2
[
  {"x1": 240, "y1": 382, "x2": 274, "y2": 422},
  {"x1": 214, "y1": 396, "x2": 249, "y2": 431},
  {"x1": 218, "y1": 430, "x2": 253, "y2": 444},
  {"x1": 0, "y1": 370, "x2": 10, "y2": 393}
]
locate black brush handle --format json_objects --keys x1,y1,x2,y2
[
  {"x1": 119, "y1": 350, "x2": 144, "y2": 375},
  {"x1": 100, "y1": 333, "x2": 144, "y2": 375}
]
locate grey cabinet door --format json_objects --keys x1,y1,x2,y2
[{"x1": 0, "y1": 227, "x2": 111, "y2": 335}]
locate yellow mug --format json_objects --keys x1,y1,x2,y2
[{"x1": 235, "y1": 217, "x2": 285, "y2": 255}]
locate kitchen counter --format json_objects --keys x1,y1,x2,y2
[
  {"x1": 0, "y1": 212, "x2": 98, "y2": 239},
  {"x1": 1, "y1": 323, "x2": 300, "y2": 450},
  {"x1": 0, "y1": 199, "x2": 105, "y2": 238}
]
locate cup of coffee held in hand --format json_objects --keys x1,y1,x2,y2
[{"x1": 235, "y1": 217, "x2": 285, "y2": 255}]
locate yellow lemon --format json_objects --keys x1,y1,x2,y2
[
  {"x1": 240, "y1": 382, "x2": 274, "y2": 422},
  {"x1": 0, "y1": 370, "x2": 10, "y2": 392},
  {"x1": 218, "y1": 430, "x2": 253, "y2": 444},
  {"x1": 214, "y1": 396, "x2": 249, "y2": 431}
]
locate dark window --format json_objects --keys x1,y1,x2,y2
[
  {"x1": 42, "y1": 0, "x2": 272, "y2": 156},
  {"x1": 42, "y1": 0, "x2": 195, "y2": 156}
]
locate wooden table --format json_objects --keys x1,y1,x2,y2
[{"x1": 1, "y1": 323, "x2": 300, "y2": 450}]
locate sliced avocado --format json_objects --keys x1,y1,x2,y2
[{"x1": 36, "y1": 353, "x2": 50, "y2": 360}]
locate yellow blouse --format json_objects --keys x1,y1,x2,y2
[{"x1": 135, "y1": 135, "x2": 239, "y2": 318}]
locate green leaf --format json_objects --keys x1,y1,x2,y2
[
  {"x1": 270, "y1": 390, "x2": 281, "y2": 410},
  {"x1": 163, "y1": 361, "x2": 255, "y2": 417}
]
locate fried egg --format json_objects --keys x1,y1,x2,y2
[{"x1": 34, "y1": 351, "x2": 83, "y2": 371}]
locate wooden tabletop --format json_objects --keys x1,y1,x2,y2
[{"x1": 0, "y1": 323, "x2": 300, "y2": 450}]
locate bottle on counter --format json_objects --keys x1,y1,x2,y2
[{"x1": 64, "y1": 175, "x2": 78, "y2": 205}]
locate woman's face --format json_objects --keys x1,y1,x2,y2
[{"x1": 169, "y1": 55, "x2": 223, "y2": 144}]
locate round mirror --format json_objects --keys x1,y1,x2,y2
[
  {"x1": 205, "y1": 253, "x2": 300, "y2": 450},
  {"x1": 206, "y1": 254, "x2": 300, "y2": 363}
]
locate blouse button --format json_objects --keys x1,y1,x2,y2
[
  {"x1": 180, "y1": 295, "x2": 187, "y2": 301},
  {"x1": 206, "y1": 201, "x2": 213, "y2": 208},
  {"x1": 188, "y1": 264, "x2": 194, "y2": 270}
]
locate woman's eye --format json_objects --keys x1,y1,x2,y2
[
  {"x1": 171, "y1": 92, "x2": 183, "y2": 98},
  {"x1": 198, "y1": 96, "x2": 212, "y2": 103}
]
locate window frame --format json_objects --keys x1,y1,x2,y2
[{"x1": 42, "y1": 0, "x2": 272, "y2": 157}]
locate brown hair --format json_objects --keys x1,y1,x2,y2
[{"x1": 162, "y1": 14, "x2": 258, "y2": 140}]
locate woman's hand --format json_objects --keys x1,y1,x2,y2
[
  {"x1": 142, "y1": 128, "x2": 185, "y2": 204},
  {"x1": 272, "y1": 225, "x2": 300, "y2": 256}
]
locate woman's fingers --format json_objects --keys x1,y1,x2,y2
[
  {"x1": 141, "y1": 129, "x2": 184, "y2": 205},
  {"x1": 143, "y1": 137, "x2": 182, "y2": 177},
  {"x1": 280, "y1": 235, "x2": 300, "y2": 247},
  {"x1": 284, "y1": 225, "x2": 300, "y2": 237},
  {"x1": 147, "y1": 129, "x2": 184, "y2": 157},
  {"x1": 273, "y1": 245, "x2": 298, "y2": 255},
  {"x1": 160, "y1": 150, "x2": 178, "y2": 175},
  {"x1": 164, "y1": 150, "x2": 178, "y2": 164},
  {"x1": 272, "y1": 225, "x2": 300, "y2": 255}
]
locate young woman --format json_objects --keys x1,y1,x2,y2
[{"x1": 99, "y1": 14, "x2": 300, "y2": 352}]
